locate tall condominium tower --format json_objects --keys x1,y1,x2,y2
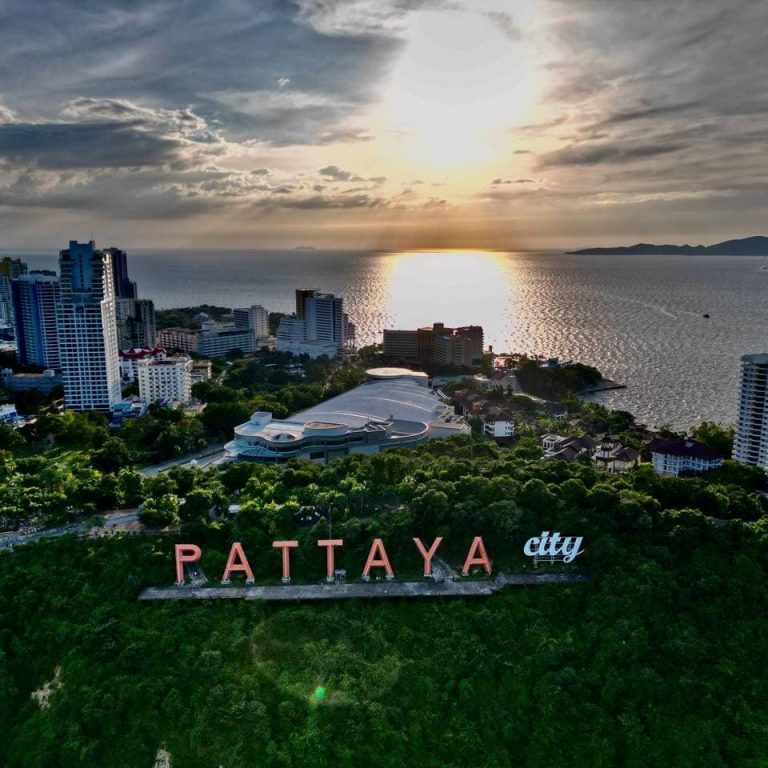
[
  {"x1": 0, "y1": 256, "x2": 28, "y2": 333},
  {"x1": 734, "y1": 353, "x2": 768, "y2": 471},
  {"x1": 302, "y1": 291, "x2": 345, "y2": 347},
  {"x1": 107, "y1": 247, "x2": 137, "y2": 299},
  {"x1": 58, "y1": 241, "x2": 121, "y2": 410},
  {"x1": 11, "y1": 271, "x2": 61, "y2": 368},
  {"x1": 116, "y1": 297, "x2": 157, "y2": 349}
]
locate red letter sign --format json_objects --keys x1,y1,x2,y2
[
  {"x1": 175, "y1": 544, "x2": 202, "y2": 585},
  {"x1": 461, "y1": 536, "x2": 492, "y2": 576},
  {"x1": 362, "y1": 538, "x2": 394, "y2": 579},
  {"x1": 413, "y1": 537, "x2": 443, "y2": 577},
  {"x1": 221, "y1": 542, "x2": 255, "y2": 584},
  {"x1": 317, "y1": 539, "x2": 344, "y2": 581},
  {"x1": 273, "y1": 540, "x2": 299, "y2": 582}
]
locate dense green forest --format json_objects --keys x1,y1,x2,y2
[{"x1": 1, "y1": 437, "x2": 768, "y2": 767}]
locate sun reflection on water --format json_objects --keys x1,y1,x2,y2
[{"x1": 382, "y1": 250, "x2": 518, "y2": 347}]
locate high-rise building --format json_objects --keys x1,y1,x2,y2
[
  {"x1": 233, "y1": 305, "x2": 269, "y2": 346},
  {"x1": 304, "y1": 292, "x2": 345, "y2": 347},
  {"x1": 11, "y1": 271, "x2": 61, "y2": 368},
  {"x1": 116, "y1": 297, "x2": 157, "y2": 350},
  {"x1": 107, "y1": 247, "x2": 137, "y2": 299},
  {"x1": 0, "y1": 257, "x2": 28, "y2": 333},
  {"x1": 276, "y1": 289, "x2": 349, "y2": 357},
  {"x1": 734, "y1": 353, "x2": 768, "y2": 471},
  {"x1": 58, "y1": 241, "x2": 121, "y2": 411},
  {"x1": 295, "y1": 289, "x2": 316, "y2": 320},
  {"x1": 137, "y1": 355, "x2": 192, "y2": 404}
]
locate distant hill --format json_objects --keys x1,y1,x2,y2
[{"x1": 567, "y1": 235, "x2": 768, "y2": 255}]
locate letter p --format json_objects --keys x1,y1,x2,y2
[{"x1": 175, "y1": 544, "x2": 202, "y2": 585}]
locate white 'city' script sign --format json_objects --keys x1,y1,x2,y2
[{"x1": 523, "y1": 531, "x2": 584, "y2": 563}]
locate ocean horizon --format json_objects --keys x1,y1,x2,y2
[{"x1": 4, "y1": 247, "x2": 766, "y2": 431}]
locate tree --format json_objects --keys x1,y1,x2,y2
[
  {"x1": 180, "y1": 488, "x2": 215, "y2": 522},
  {"x1": 117, "y1": 469, "x2": 145, "y2": 507},
  {"x1": 0, "y1": 423, "x2": 24, "y2": 452},
  {"x1": 139, "y1": 494, "x2": 180, "y2": 528},
  {"x1": 91, "y1": 437, "x2": 133, "y2": 473},
  {"x1": 691, "y1": 421, "x2": 735, "y2": 458}
]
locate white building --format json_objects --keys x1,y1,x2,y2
[
  {"x1": 483, "y1": 412, "x2": 515, "y2": 440},
  {"x1": 58, "y1": 241, "x2": 121, "y2": 411},
  {"x1": 649, "y1": 437, "x2": 723, "y2": 477},
  {"x1": 233, "y1": 305, "x2": 269, "y2": 346},
  {"x1": 119, "y1": 347, "x2": 167, "y2": 382},
  {"x1": 226, "y1": 368, "x2": 469, "y2": 463},
  {"x1": 275, "y1": 289, "x2": 352, "y2": 358},
  {"x1": 734, "y1": 353, "x2": 768, "y2": 471},
  {"x1": 275, "y1": 315, "x2": 338, "y2": 359},
  {"x1": 137, "y1": 356, "x2": 192, "y2": 404},
  {"x1": 157, "y1": 325, "x2": 255, "y2": 357},
  {"x1": 0, "y1": 404, "x2": 20, "y2": 424}
]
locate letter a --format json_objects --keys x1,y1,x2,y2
[
  {"x1": 363, "y1": 538, "x2": 394, "y2": 579},
  {"x1": 221, "y1": 542, "x2": 255, "y2": 584},
  {"x1": 461, "y1": 536, "x2": 492, "y2": 576},
  {"x1": 413, "y1": 537, "x2": 443, "y2": 577},
  {"x1": 175, "y1": 544, "x2": 201, "y2": 585}
]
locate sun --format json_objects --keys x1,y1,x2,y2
[{"x1": 376, "y1": 8, "x2": 538, "y2": 174}]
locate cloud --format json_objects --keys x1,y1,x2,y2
[
  {"x1": 319, "y1": 165, "x2": 353, "y2": 181},
  {"x1": 487, "y1": 11, "x2": 521, "y2": 40},
  {"x1": 492, "y1": 178, "x2": 534, "y2": 185},
  {"x1": 294, "y1": 0, "x2": 430, "y2": 38},
  {"x1": 273, "y1": 193, "x2": 386, "y2": 209},
  {"x1": 0, "y1": 121, "x2": 190, "y2": 169},
  {"x1": 538, "y1": 141, "x2": 685, "y2": 168}
]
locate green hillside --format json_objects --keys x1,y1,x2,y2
[{"x1": 1, "y1": 439, "x2": 768, "y2": 767}]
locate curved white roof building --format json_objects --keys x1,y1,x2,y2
[{"x1": 225, "y1": 371, "x2": 468, "y2": 463}]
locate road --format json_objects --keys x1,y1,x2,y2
[
  {"x1": 1, "y1": 445, "x2": 230, "y2": 551},
  {"x1": 0, "y1": 522, "x2": 88, "y2": 550},
  {"x1": 139, "y1": 443, "x2": 228, "y2": 477}
]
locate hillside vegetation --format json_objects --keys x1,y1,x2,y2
[{"x1": 1, "y1": 438, "x2": 768, "y2": 767}]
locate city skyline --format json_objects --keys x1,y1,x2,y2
[{"x1": 0, "y1": 0, "x2": 765, "y2": 251}]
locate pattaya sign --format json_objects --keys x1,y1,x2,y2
[{"x1": 174, "y1": 531, "x2": 584, "y2": 585}]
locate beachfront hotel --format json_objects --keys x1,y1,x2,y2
[
  {"x1": 225, "y1": 367, "x2": 469, "y2": 463},
  {"x1": 734, "y1": 353, "x2": 768, "y2": 471}
]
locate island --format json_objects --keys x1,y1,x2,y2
[{"x1": 567, "y1": 235, "x2": 768, "y2": 256}]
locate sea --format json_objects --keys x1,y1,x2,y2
[{"x1": 8, "y1": 248, "x2": 768, "y2": 431}]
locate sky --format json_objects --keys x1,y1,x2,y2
[{"x1": 0, "y1": 0, "x2": 765, "y2": 251}]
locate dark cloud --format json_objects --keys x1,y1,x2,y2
[
  {"x1": 538, "y1": 142, "x2": 685, "y2": 168},
  {"x1": 319, "y1": 165, "x2": 353, "y2": 181},
  {"x1": 594, "y1": 101, "x2": 702, "y2": 128},
  {"x1": 0, "y1": 120, "x2": 189, "y2": 169},
  {"x1": 0, "y1": 0, "x2": 403, "y2": 147},
  {"x1": 274, "y1": 193, "x2": 386, "y2": 209}
]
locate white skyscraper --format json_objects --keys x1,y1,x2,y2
[
  {"x1": 734, "y1": 353, "x2": 768, "y2": 471},
  {"x1": 275, "y1": 289, "x2": 349, "y2": 358},
  {"x1": 58, "y1": 241, "x2": 121, "y2": 411}
]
